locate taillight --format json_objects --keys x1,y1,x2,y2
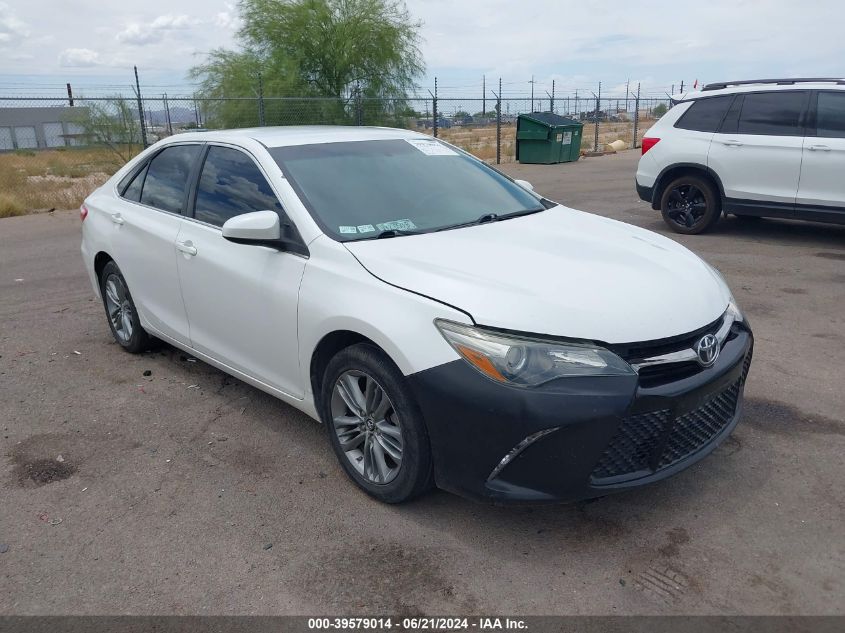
[
  {"x1": 642, "y1": 137, "x2": 660, "y2": 155},
  {"x1": 80, "y1": 204, "x2": 88, "y2": 222}
]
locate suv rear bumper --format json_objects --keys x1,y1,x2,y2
[{"x1": 636, "y1": 180, "x2": 654, "y2": 205}]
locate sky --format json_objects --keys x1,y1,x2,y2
[{"x1": 1, "y1": 0, "x2": 845, "y2": 99}]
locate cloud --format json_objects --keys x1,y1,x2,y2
[
  {"x1": 0, "y1": 2, "x2": 29, "y2": 46},
  {"x1": 117, "y1": 13, "x2": 194, "y2": 45},
  {"x1": 59, "y1": 47, "x2": 101, "y2": 67}
]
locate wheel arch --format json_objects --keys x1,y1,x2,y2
[
  {"x1": 309, "y1": 330, "x2": 388, "y2": 415},
  {"x1": 94, "y1": 251, "x2": 115, "y2": 282},
  {"x1": 651, "y1": 163, "x2": 725, "y2": 211}
]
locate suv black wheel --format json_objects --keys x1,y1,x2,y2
[
  {"x1": 660, "y1": 175, "x2": 721, "y2": 235},
  {"x1": 99, "y1": 261, "x2": 153, "y2": 353},
  {"x1": 320, "y1": 343, "x2": 433, "y2": 503}
]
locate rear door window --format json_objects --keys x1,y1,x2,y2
[
  {"x1": 736, "y1": 91, "x2": 806, "y2": 136},
  {"x1": 814, "y1": 91, "x2": 845, "y2": 138},
  {"x1": 122, "y1": 164, "x2": 148, "y2": 202},
  {"x1": 139, "y1": 145, "x2": 202, "y2": 214},
  {"x1": 675, "y1": 96, "x2": 734, "y2": 132},
  {"x1": 193, "y1": 146, "x2": 283, "y2": 227}
]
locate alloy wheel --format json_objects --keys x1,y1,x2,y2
[
  {"x1": 666, "y1": 183, "x2": 708, "y2": 229},
  {"x1": 104, "y1": 274, "x2": 134, "y2": 344},
  {"x1": 330, "y1": 370, "x2": 403, "y2": 484}
]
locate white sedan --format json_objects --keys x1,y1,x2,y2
[{"x1": 81, "y1": 126, "x2": 753, "y2": 503}]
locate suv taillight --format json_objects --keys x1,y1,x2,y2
[
  {"x1": 642, "y1": 137, "x2": 660, "y2": 155},
  {"x1": 80, "y1": 204, "x2": 88, "y2": 222}
]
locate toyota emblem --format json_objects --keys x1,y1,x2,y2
[{"x1": 695, "y1": 334, "x2": 720, "y2": 367}]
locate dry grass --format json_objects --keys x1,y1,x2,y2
[
  {"x1": 0, "y1": 146, "x2": 136, "y2": 213},
  {"x1": 435, "y1": 119, "x2": 656, "y2": 163}
]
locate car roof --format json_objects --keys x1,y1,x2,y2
[
  {"x1": 169, "y1": 125, "x2": 429, "y2": 148},
  {"x1": 676, "y1": 79, "x2": 845, "y2": 102}
]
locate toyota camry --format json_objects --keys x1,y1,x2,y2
[{"x1": 80, "y1": 126, "x2": 753, "y2": 503}]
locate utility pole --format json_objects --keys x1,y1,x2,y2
[
  {"x1": 671, "y1": 84, "x2": 675, "y2": 95},
  {"x1": 529, "y1": 75, "x2": 536, "y2": 112},
  {"x1": 680, "y1": 80, "x2": 685, "y2": 93}
]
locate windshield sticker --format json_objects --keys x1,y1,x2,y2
[
  {"x1": 405, "y1": 139, "x2": 458, "y2": 156},
  {"x1": 357, "y1": 224, "x2": 376, "y2": 233},
  {"x1": 338, "y1": 225, "x2": 358, "y2": 234},
  {"x1": 376, "y1": 219, "x2": 417, "y2": 232}
]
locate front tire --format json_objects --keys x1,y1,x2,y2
[
  {"x1": 660, "y1": 175, "x2": 720, "y2": 235},
  {"x1": 320, "y1": 343, "x2": 433, "y2": 503},
  {"x1": 99, "y1": 261, "x2": 152, "y2": 354}
]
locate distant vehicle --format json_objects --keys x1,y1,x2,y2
[
  {"x1": 80, "y1": 126, "x2": 752, "y2": 504},
  {"x1": 636, "y1": 78, "x2": 845, "y2": 234}
]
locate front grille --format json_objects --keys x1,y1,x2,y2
[{"x1": 591, "y1": 347, "x2": 752, "y2": 483}]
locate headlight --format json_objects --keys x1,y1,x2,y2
[
  {"x1": 727, "y1": 296, "x2": 744, "y2": 323},
  {"x1": 435, "y1": 320, "x2": 635, "y2": 387}
]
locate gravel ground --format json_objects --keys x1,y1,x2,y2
[{"x1": 0, "y1": 150, "x2": 843, "y2": 615}]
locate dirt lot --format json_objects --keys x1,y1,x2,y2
[{"x1": 1, "y1": 150, "x2": 843, "y2": 615}]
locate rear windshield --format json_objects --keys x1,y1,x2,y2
[{"x1": 269, "y1": 139, "x2": 543, "y2": 241}]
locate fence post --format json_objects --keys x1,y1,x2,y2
[
  {"x1": 482, "y1": 75, "x2": 486, "y2": 117},
  {"x1": 355, "y1": 86, "x2": 364, "y2": 125},
  {"x1": 593, "y1": 81, "x2": 601, "y2": 152},
  {"x1": 66, "y1": 83, "x2": 74, "y2": 107},
  {"x1": 432, "y1": 77, "x2": 438, "y2": 138},
  {"x1": 258, "y1": 73, "x2": 266, "y2": 126},
  {"x1": 134, "y1": 66, "x2": 148, "y2": 148},
  {"x1": 163, "y1": 93, "x2": 173, "y2": 135},
  {"x1": 633, "y1": 82, "x2": 641, "y2": 149},
  {"x1": 551, "y1": 79, "x2": 555, "y2": 113},
  {"x1": 496, "y1": 78, "x2": 502, "y2": 165}
]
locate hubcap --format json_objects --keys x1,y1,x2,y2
[
  {"x1": 330, "y1": 370, "x2": 403, "y2": 484},
  {"x1": 666, "y1": 183, "x2": 707, "y2": 228},
  {"x1": 104, "y1": 274, "x2": 133, "y2": 343}
]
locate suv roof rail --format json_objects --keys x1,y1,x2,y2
[{"x1": 702, "y1": 78, "x2": 845, "y2": 91}]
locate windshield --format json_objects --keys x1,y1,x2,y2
[{"x1": 269, "y1": 138, "x2": 545, "y2": 241}]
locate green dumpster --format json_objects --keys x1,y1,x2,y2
[{"x1": 516, "y1": 112, "x2": 583, "y2": 164}]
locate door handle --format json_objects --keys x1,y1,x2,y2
[
  {"x1": 176, "y1": 240, "x2": 198, "y2": 256},
  {"x1": 808, "y1": 144, "x2": 831, "y2": 151},
  {"x1": 721, "y1": 140, "x2": 743, "y2": 147},
  {"x1": 110, "y1": 213, "x2": 125, "y2": 225}
]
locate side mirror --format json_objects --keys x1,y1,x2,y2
[
  {"x1": 514, "y1": 179, "x2": 534, "y2": 191},
  {"x1": 221, "y1": 210, "x2": 308, "y2": 256},
  {"x1": 222, "y1": 210, "x2": 281, "y2": 242}
]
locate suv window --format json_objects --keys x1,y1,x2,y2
[
  {"x1": 139, "y1": 145, "x2": 202, "y2": 213},
  {"x1": 736, "y1": 91, "x2": 806, "y2": 136},
  {"x1": 815, "y1": 91, "x2": 845, "y2": 138},
  {"x1": 675, "y1": 96, "x2": 733, "y2": 132},
  {"x1": 194, "y1": 146, "x2": 283, "y2": 227}
]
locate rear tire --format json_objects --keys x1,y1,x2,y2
[
  {"x1": 99, "y1": 261, "x2": 153, "y2": 354},
  {"x1": 660, "y1": 175, "x2": 721, "y2": 235},
  {"x1": 320, "y1": 343, "x2": 433, "y2": 504}
]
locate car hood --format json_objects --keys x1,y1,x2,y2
[{"x1": 344, "y1": 206, "x2": 730, "y2": 344}]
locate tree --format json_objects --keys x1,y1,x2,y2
[
  {"x1": 75, "y1": 97, "x2": 142, "y2": 164},
  {"x1": 190, "y1": 0, "x2": 424, "y2": 127},
  {"x1": 652, "y1": 102, "x2": 669, "y2": 118}
]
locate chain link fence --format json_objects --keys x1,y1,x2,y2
[{"x1": 0, "y1": 92, "x2": 670, "y2": 214}]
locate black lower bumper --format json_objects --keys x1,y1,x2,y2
[
  {"x1": 408, "y1": 327, "x2": 753, "y2": 503},
  {"x1": 636, "y1": 179, "x2": 654, "y2": 205}
]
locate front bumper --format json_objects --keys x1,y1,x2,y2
[{"x1": 408, "y1": 325, "x2": 753, "y2": 503}]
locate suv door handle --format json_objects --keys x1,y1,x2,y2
[
  {"x1": 110, "y1": 213, "x2": 125, "y2": 225},
  {"x1": 176, "y1": 240, "x2": 198, "y2": 256},
  {"x1": 808, "y1": 144, "x2": 831, "y2": 151},
  {"x1": 721, "y1": 140, "x2": 743, "y2": 147}
]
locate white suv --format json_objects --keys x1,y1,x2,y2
[{"x1": 636, "y1": 78, "x2": 845, "y2": 234}]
